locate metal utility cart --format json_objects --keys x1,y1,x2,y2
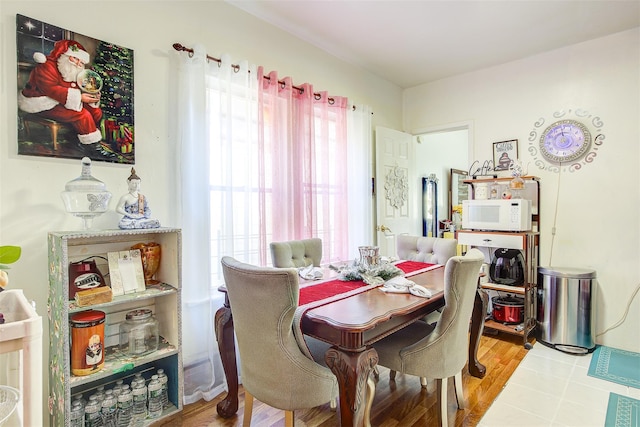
[{"x1": 457, "y1": 176, "x2": 540, "y2": 349}]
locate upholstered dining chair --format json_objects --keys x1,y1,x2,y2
[
  {"x1": 371, "y1": 248, "x2": 484, "y2": 427},
  {"x1": 270, "y1": 237, "x2": 322, "y2": 268},
  {"x1": 397, "y1": 234, "x2": 459, "y2": 328},
  {"x1": 396, "y1": 234, "x2": 458, "y2": 265},
  {"x1": 220, "y1": 256, "x2": 338, "y2": 427}
]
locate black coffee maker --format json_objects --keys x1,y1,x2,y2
[{"x1": 490, "y1": 248, "x2": 525, "y2": 286}]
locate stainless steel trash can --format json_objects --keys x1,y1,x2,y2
[{"x1": 537, "y1": 266, "x2": 597, "y2": 354}]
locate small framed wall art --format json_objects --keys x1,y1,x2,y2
[{"x1": 493, "y1": 139, "x2": 518, "y2": 171}]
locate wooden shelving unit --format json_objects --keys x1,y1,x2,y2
[{"x1": 47, "y1": 228, "x2": 183, "y2": 426}]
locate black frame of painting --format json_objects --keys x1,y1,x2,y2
[{"x1": 493, "y1": 139, "x2": 518, "y2": 171}]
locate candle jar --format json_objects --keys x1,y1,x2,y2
[
  {"x1": 358, "y1": 246, "x2": 380, "y2": 269},
  {"x1": 119, "y1": 309, "x2": 159, "y2": 356}
]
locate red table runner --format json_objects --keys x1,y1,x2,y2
[
  {"x1": 298, "y1": 261, "x2": 436, "y2": 305},
  {"x1": 396, "y1": 260, "x2": 437, "y2": 276}
]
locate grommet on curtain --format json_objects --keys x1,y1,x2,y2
[{"x1": 173, "y1": 42, "x2": 356, "y2": 109}]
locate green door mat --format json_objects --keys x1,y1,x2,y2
[
  {"x1": 605, "y1": 393, "x2": 639, "y2": 427},
  {"x1": 589, "y1": 346, "x2": 640, "y2": 389}
]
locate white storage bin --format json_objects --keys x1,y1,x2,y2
[{"x1": 0, "y1": 289, "x2": 43, "y2": 427}]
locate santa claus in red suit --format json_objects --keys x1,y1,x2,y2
[{"x1": 18, "y1": 39, "x2": 103, "y2": 145}]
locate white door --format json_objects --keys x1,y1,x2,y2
[{"x1": 375, "y1": 126, "x2": 417, "y2": 258}]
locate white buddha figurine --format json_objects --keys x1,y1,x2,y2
[{"x1": 116, "y1": 168, "x2": 160, "y2": 229}]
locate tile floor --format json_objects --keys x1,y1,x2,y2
[{"x1": 479, "y1": 342, "x2": 640, "y2": 426}]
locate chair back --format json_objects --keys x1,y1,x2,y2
[
  {"x1": 270, "y1": 238, "x2": 322, "y2": 268},
  {"x1": 220, "y1": 256, "x2": 336, "y2": 411},
  {"x1": 397, "y1": 235, "x2": 457, "y2": 265},
  {"x1": 401, "y1": 248, "x2": 484, "y2": 378}
]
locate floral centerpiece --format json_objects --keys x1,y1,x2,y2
[
  {"x1": 0, "y1": 246, "x2": 22, "y2": 291},
  {"x1": 330, "y1": 260, "x2": 403, "y2": 286}
]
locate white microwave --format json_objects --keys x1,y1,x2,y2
[{"x1": 462, "y1": 199, "x2": 532, "y2": 231}]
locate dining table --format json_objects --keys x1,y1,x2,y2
[{"x1": 214, "y1": 260, "x2": 488, "y2": 427}]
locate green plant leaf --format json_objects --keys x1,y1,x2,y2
[{"x1": 0, "y1": 246, "x2": 21, "y2": 265}]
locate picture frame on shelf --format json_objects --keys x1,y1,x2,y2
[
  {"x1": 107, "y1": 249, "x2": 146, "y2": 296},
  {"x1": 493, "y1": 139, "x2": 518, "y2": 171}
]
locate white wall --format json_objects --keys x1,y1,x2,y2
[
  {"x1": 0, "y1": 1, "x2": 403, "y2": 421},
  {"x1": 404, "y1": 28, "x2": 640, "y2": 353},
  {"x1": 414, "y1": 128, "x2": 469, "y2": 230}
]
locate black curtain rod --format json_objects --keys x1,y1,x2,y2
[{"x1": 173, "y1": 43, "x2": 348, "y2": 106}]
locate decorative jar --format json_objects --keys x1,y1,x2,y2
[
  {"x1": 60, "y1": 157, "x2": 111, "y2": 229},
  {"x1": 119, "y1": 309, "x2": 159, "y2": 356}
]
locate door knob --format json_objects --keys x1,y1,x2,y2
[{"x1": 377, "y1": 225, "x2": 392, "y2": 233}]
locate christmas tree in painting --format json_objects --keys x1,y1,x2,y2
[{"x1": 91, "y1": 41, "x2": 135, "y2": 157}]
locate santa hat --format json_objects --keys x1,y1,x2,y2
[{"x1": 33, "y1": 39, "x2": 90, "y2": 64}]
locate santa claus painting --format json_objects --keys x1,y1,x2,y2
[
  {"x1": 18, "y1": 39, "x2": 103, "y2": 145},
  {"x1": 16, "y1": 14, "x2": 135, "y2": 164}
]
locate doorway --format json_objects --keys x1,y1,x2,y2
[
  {"x1": 375, "y1": 125, "x2": 470, "y2": 256},
  {"x1": 414, "y1": 127, "x2": 470, "y2": 230}
]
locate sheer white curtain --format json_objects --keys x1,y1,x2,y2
[
  {"x1": 173, "y1": 43, "x2": 373, "y2": 405},
  {"x1": 174, "y1": 44, "x2": 258, "y2": 404},
  {"x1": 347, "y1": 104, "x2": 374, "y2": 259}
]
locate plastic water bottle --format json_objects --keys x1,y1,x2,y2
[
  {"x1": 100, "y1": 389, "x2": 117, "y2": 427},
  {"x1": 116, "y1": 385, "x2": 133, "y2": 427},
  {"x1": 70, "y1": 400, "x2": 85, "y2": 427},
  {"x1": 156, "y1": 368, "x2": 169, "y2": 408},
  {"x1": 133, "y1": 373, "x2": 144, "y2": 386},
  {"x1": 84, "y1": 395, "x2": 103, "y2": 427},
  {"x1": 147, "y1": 375, "x2": 163, "y2": 418},
  {"x1": 113, "y1": 379, "x2": 124, "y2": 399},
  {"x1": 94, "y1": 386, "x2": 106, "y2": 405},
  {"x1": 131, "y1": 377, "x2": 147, "y2": 423},
  {"x1": 112, "y1": 385, "x2": 122, "y2": 401},
  {"x1": 74, "y1": 394, "x2": 88, "y2": 410}
]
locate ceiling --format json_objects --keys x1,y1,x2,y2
[{"x1": 226, "y1": 1, "x2": 640, "y2": 88}]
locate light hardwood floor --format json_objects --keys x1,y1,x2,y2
[{"x1": 156, "y1": 331, "x2": 528, "y2": 426}]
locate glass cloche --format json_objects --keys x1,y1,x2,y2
[{"x1": 61, "y1": 157, "x2": 112, "y2": 229}]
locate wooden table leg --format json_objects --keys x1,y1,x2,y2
[
  {"x1": 468, "y1": 287, "x2": 488, "y2": 378},
  {"x1": 325, "y1": 346, "x2": 378, "y2": 427},
  {"x1": 214, "y1": 294, "x2": 239, "y2": 417}
]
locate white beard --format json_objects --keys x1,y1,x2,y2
[{"x1": 57, "y1": 54, "x2": 85, "y2": 82}]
